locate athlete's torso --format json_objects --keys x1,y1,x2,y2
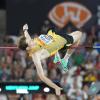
[{"x1": 28, "y1": 30, "x2": 67, "y2": 56}]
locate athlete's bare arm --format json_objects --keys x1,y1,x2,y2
[
  {"x1": 23, "y1": 24, "x2": 37, "y2": 50},
  {"x1": 31, "y1": 51, "x2": 62, "y2": 95}
]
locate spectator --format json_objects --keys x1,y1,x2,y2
[
  {"x1": 72, "y1": 49, "x2": 85, "y2": 66},
  {"x1": 60, "y1": 73, "x2": 70, "y2": 92},
  {"x1": 84, "y1": 72, "x2": 97, "y2": 82},
  {"x1": 82, "y1": 85, "x2": 89, "y2": 100},
  {"x1": 67, "y1": 78, "x2": 83, "y2": 100},
  {"x1": 84, "y1": 59, "x2": 94, "y2": 70}
]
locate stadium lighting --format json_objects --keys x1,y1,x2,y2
[{"x1": 43, "y1": 87, "x2": 50, "y2": 93}]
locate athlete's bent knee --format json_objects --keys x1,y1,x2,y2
[{"x1": 76, "y1": 31, "x2": 82, "y2": 38}]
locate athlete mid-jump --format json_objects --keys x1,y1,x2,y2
[{"x1": 18, "y1": 24, "x2": 82, "y2": 95}]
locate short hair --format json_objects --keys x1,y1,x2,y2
[{"x1": 17, "y1": 36, "x2": 28, "y2": 50}]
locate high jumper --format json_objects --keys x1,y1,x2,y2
[{"x1": 18, "y1": 24, "x2": 82, "y2": 95}]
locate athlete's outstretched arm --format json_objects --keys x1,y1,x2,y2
[
  {"x1": 23, "y1": 24, "x2": 36, "y2": 49},
  {"x1": 31, "y1": 52, "x2": 62, "y2": 95}
]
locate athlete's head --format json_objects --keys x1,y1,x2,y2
[{"x1": 17, "y1": 35, "x2": 28, "y2": 50}]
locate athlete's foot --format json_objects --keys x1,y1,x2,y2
[
  {"x1": 55, "y1": 87, "x2": 63, "y2": 96},
  {"x1": 54, "y1": 55, "x2": 70, "y2": 71},
  {"x1": 61, "y1": 58, "x2": 69, "y2": 71},
  {"x1": 53, "y1": 55, "x2": 61, "y2": 64}
]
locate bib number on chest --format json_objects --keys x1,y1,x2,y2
[{"x1": 39, "y1": 35, "x2": 53, "y2": 44}]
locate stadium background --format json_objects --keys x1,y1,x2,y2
[{"x1": 0, "y1": 0, "x2": 99, "y2": 100}]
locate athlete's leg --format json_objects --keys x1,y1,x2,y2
[
  {"x1": 53, "y1": 52, "x2": 61, "y2": 64},
  {"x1": 64, "y1": 31, "x2": 82, "y2": 59},
  {"x1": 59, "y1": 31, "x2": 82, "y2": 71},
  {"x1": 31, "y1": 50, "x2": 62, "y2": 95}
]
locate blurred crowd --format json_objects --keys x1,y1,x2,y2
[{"x1": 0, "y1": 21, "x2": 99, "y2": 100}]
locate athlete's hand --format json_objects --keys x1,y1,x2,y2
[
  {"x1": 55, "y1": 87, "x2": 63, "y2": 96},
  {"x1": 23, "y1": 24, "x2": 28, "y2": 31}
]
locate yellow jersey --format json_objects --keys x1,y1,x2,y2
[{"x1": 28, "y1": 30, "x2": 67, "y2": 57}]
